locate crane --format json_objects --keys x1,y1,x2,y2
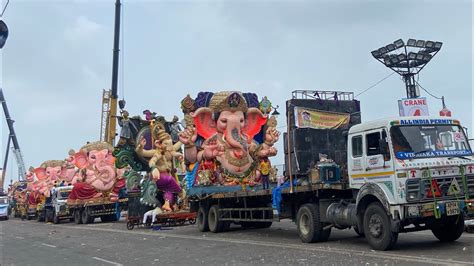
[
  {"x1": 102, "y1": 0, "x2": 121, "y2": 146},
  {"x1": 0, "y1": 88, "x2": 26, "y2": 191}
]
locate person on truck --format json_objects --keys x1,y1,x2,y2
[{"x1": 258, "y1": 157, "x2": 271, "y2": 189}]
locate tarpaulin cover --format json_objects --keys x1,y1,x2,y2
[
  {"x1": 28, "y1": 191, "x2": 42, "y2": 206},
  {"x1": 68, "y1": 183, "x2": 97, "y2": 200}
]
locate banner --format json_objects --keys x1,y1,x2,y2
[
  {"x1": 294, "y1": 107, "x2": 350, "y2": 129},
  {"x1": 398, "y1": 97, "x2": 429, "y2": 116}
]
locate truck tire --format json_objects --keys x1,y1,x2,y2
[
  {"x1": 46, "y1": 209, "x2": 54, "y2": 223},
  {"x1": 208, "y1": 205, "x2": 223, "y2": 233},
  {"x1": 82, "y1": 208, "x2": 93, "y2": 224},
  {"x1": 363, "y1": 202, "x2": 398, "y2": 251},
  {"x1": 53, "y1": 212, "x2": 60, "y2": 224},
  {"x1": 197, "y1": 205, "x2": 209, "y2": 232},
  {"x1": 431, "y1": 214, "x2": 464, "y2": 242},
  {"x1": 296, "y1": 203, "x2": 331, "y2": 243},
  {"x1": 74, "y1": 209, "x2": 83, "y2": 224},
  {"x1": 37, "y1": 211, "x2": 44, "y2": 222}
]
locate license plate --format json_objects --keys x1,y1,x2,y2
[
  {"x1": 407, "y1": 206, "x2": 420, "y2": 217},
  {"x1": 446, "y1": 201, "x2": 460, "y2": 216}
]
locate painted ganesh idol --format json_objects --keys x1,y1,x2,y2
[
  {"x1": 34, "y1": 160, "x2": 65, "y2": 198},
  {"x1": 68, "y1": 141, "x2": 125, "y2": 203},
  {"x1": 179, "y1": 91, "x2": 280, "y2": 186}
]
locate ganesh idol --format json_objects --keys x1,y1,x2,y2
[{"x1": 179, "y1": 91, "x2": 280, "y2": 186}]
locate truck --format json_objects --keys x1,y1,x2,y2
[
  {"x1": 187, "y1": 90, "x2": 474, "y2": 251},
  {"x1": 45, "y1": 186, "x2": 74, "y2": 224},
  {"x1": 0, "y1": 194, "x2": 9, "y2": 220},
  {"x1": 67, "y1": 195, "x2": 125, "y2": 224}
]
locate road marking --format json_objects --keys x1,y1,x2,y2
[
  {"x1": 412, "y1": 231, "x2": 474, "y2": 238},
  {"x1": 15, "y1": 236, "x2": 24, "y2": 239},
  {"x1": 48, "y1": 223, "x2": 471, "y2": 265},
  {"x1": 92, "y1": 256, "x2": 123, "y2": 266},
  {"x1": 41, "y1": 243, "x2": 56, "y2": 248}
]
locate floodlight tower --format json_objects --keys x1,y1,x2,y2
[{"x1": 371, "y1": 39, "x2": 442, "y2": 99}]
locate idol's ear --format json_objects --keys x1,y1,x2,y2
[
  {"x1": 243, "y1": 108, "x2": 267, "y2": 141},
  {"x1": 192, "y1": 107, "x2": 217, "y2": 139},
  {"x1": 74, "y1": 151, "x2": 88, "y2": 169},
  {"x1": 34, "y1": 168, "x2": 47, "y2": 181}
]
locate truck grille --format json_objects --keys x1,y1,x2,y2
[{"x1": 406, "y1": 175, "x2": 474, "y2": 202}]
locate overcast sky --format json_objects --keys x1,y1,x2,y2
[{"x1": 1, "y1": 0, "x2": 472, "y2": 187}]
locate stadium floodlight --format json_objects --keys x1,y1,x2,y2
[
  {"x1": 371, "y1": 38, "x2": 443, "y2": 99},
  {"x1": 416, "y1": 40, "x2": 425, "y2": 47},
  {"x1": 394, "y1": 39, "x2": 404, "y2": 48},
  {"x1": 386, "y1": 43, "x2": 396, "y2": 52},
  {"x1": 371, "y1": 50, "x2": 381, "y2": 58},
  {"x1": 397, "y1": 53, "x2": 407, "y2": 61},
  {"x1": 423, "y1": 54, "x2": 432, "y2": 62},
  {"x1": 379, "y1": 46, "x2": 388, "y2": 54},
  {"x1": 407, "y1": 39, "x2": 417, "y2": 47},
  {"x1": 425, "y1": 41, "x2": 435, "y2": 49}
]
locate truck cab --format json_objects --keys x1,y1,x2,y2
[
  {"x1": 347, "y1": 117, "x2": 473, "y2": 248},
  {"x1": 49, "y1": 186, "x2": 73, "y2": 224},
  {"x1": 0, "y1": 195, "x2": 10, "y2": 220}
]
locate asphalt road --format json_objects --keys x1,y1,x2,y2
[{"x1": 1, "y1": 218, "x2": 473, "y2": 265}]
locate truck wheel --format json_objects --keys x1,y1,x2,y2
[
  {"x1": 82, "y1": 208, "x2": 93, "y2": 224},
  {"x1": 197, "y1": 205, "x2": 209, "y2": 232},
  {"x1": 208, "y1": 205, "x2": 223, "y2": 233},
  {"x1": 74, "y1": 210, "x2": 83, "y2": 224},
  {"x1": 297, "y1": 203, "x2": 331, "y2": 243},
  {"x1": 431, "y1": 214, "x2": 464, "y2": 242},
  {"x1": 363, "y1": 202, "x2": 398, "y2": 251},
  {"x1": 53, "y1": 212, "x2": 60, "y2": 224},
  {"x1": 107, "y1": 214, "x2": 118, "y2": 222},
  {"x1": 45, "y1": 209, "x2": 54, "y2": 223},
  {"x1": 37, "y1": 212, "x2": 44, "y2": 222}
]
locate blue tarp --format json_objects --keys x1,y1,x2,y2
[{"x1": 272, "y1": 180, "x2": 297, "y2": 212}]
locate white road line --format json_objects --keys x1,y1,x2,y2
[
  {"x1": 412, "y1": 231, "x2": 474, "y2": 238},
  {"x1": 14, "y1": 236, "x2": 24, "y2": 239},
  {"x1": 41, "y1": 243, "x2": 56, "y2": 248},
  {"x1": 50, "y1": 223, "x2": 472, "y2": 265},
  {"x1": 92, "y1": 256, "x2": 123, "y2": 266}
]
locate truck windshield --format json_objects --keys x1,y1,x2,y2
[
  {"x1": 390, "y1": 125, "x2": 472, "y2": 159},
  {"x1": 58, "y1": 191, "x2": 71, "y2": 199}
]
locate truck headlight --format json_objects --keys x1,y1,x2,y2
[{"x1": 407, "y1": 191, "x2": 420, "y2": 201}]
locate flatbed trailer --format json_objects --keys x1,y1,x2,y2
[
  {"x1": 68, "y1": 198, "x2": 127, "y2": 224},
  {"x1": 188, "y1": 182, "x2": 353, "y2": 240}
]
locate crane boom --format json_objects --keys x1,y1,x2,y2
[
  {"x1": 0, "y1": 88, "x2": 26, "y2": 186},
  {"x1": 106, "y1": 0, "x2": 121, "y2": 146}
]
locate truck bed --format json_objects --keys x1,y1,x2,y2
[{"x1": 187, "y1": 182, "x2": 349, "y2": 199}]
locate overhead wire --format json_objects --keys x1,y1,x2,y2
[
  {"x1": 415, "y1": 81, "x2": 443, "y2": 100},
  {"x1": 355, "y1": 72, "x2": 396, "y2": 98},
  {"x1": 1, "y1": 0, "x2": 9, "y2": 17}
]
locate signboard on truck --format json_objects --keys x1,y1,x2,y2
[
  {"x1": 294, "y1": 107, "x2": 350, "y2": 129},
  {"x1": 398, "y1": 97, "x2": 429, "y2": 116}
]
